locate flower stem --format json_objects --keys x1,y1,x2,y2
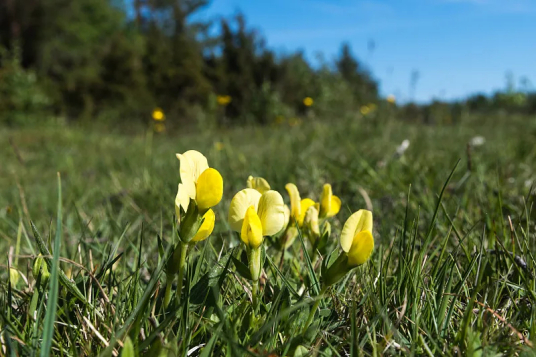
[
  {"x1": 163, "y1": 273, "x2": 174, "y2": 307},
  {"x1": 248, "y1": 247, "x2": 262, "y2": 321},
  {"x1": 252, "y1": 280, "x2": 259, "y2": 315},
  {"x1": 303, "y1": 286, "x2": 327, "y2": 333},
  {"x1": 175, "y1": 241, "x2": 188, "y2": 305}
]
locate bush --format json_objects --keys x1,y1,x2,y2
[{"x1": 0, "y1": 47, "x2": 51, "y2": 126}]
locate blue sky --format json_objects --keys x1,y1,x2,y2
[{"x1": 197, "y1": 0, "x2": 536, "y2": 103}]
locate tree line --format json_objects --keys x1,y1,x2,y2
[{"x1": 0, "y1": 0, "x2": 379, "y2": 126}]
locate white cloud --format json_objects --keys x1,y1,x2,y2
[{"x1": 437, "y1": 0, "x2": 536, "y2": 13}]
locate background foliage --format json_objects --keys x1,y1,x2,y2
[{"x1": 0, "y1": 0, "x2": 380, "y2": 126}]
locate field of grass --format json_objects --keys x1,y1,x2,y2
[{"x1": 1, "y1": 111, "x2": 536, "y2": 356}]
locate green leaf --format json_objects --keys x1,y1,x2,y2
[
  {"x1": 190, "y1": 250, "x2": 232, "y2": 305},
  {"x1": 231, "y1": 255, "x2": 252, "y2": 280},
  {"x1": 121, "y1": 337, "x2": 135, "y2": 357}
]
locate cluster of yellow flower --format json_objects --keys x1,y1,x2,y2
[{"x1": 166, "y1": 150, "x2": 374, "y2": 326}]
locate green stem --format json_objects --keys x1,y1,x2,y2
[
  {"x1": 163, "y1": 273, "x2": 174, "y2": 307},
  {"x1": 303, "y1": 285, "x2": 327, "y2": 333},
  {"x1": 175, "y1": 241, "x2": 188, "y2": 305},
  {"x1": 252, "y1": 280, "x2": 259, "y2": 316},
  {"x1": 248, "y1": 247, "x2": 262, "y2": 319}
]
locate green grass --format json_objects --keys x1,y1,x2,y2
[{"x1": 1, "y1": 111, "x2": 536, "y2": 356}]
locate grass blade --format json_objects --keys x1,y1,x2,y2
[{"x1": 40, "y1": 173, "x2": 62, "y2": 357}]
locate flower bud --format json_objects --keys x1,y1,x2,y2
[
  {"x1": 322, "y1": 221, "x2": 331, "y2": 239},
  {"x1": 247, "y1": 176, "x2": 271, "y2": 194},
  {"x1": 304, "y1": 206, "x2": 320, "y2": 239},
  {"x1": 248, "y1": 247, "x2": 263, "y2": 282},
  {"x1": 9, "y1": 268, "x2": 20, "y2": 287},
  {"x1": 179, "y1": 200, "x2": 202, "y2": 243},
  {"x1": 281, "y1": 226, "x2": 298, "y2": 249},
  {"x1": 322, "y1": 253, "x2": 351, "y2": 287},
  {"x1": 33, "y1": 254, "x2": 50, "y2": 284}
]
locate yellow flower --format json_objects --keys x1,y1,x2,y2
[
  {"x1": 228, "y1": 189, "x2": 286, "y2": 249},
  {"x1": 247, "y1": 176, "x2": 271, "y2": 194},
  {"x1": 175, "y1": 150, "x2": 223, "y2": 214},
  {"x1": 360, "y1": 105, "x2": 371, "y2": 115},
  {"x1": 216, "y1": 95, "x2": 232, "y2": 106},
  {"x1": 340, "y1": 209, "x2": 374, "y2": 267},
  {"x1": 319, "y1": 184, "x2": 341, "y2": 218},
  {"x1": 285, "y1": 183, "x2": 315, "y2": 226},
  {"x1": 152, "y1": 108, "x2": 165, "y2": 121},
  {"x1": 387, "y1": 95, "x2": 396, "y2": 104},
  {"x1": 154, "y1": 123, "x2": 165, "y2": 133},
  {"x1": 303, "y1": 97, "x2": 314, "y2": 107},
  {"x1": 191, "y1": 209, "x2": 216, "y2": 242},
  {"x1": 286, "y1": 183, "x2": 339, "y2": 225}
]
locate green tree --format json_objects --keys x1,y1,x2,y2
[{"x1": 336, "y1": 42, "x2": 378, "y2": 104}]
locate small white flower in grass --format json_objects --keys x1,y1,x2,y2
[
  {"x1": 469, "y1": 136, "x2": 485, "y2": 147},
  {"x1": 396, "y1": 139, "x2": 410, "y2": 156}
]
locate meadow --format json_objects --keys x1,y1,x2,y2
[{"x1": 1, "y1": 110, "x2": 536, "y2": 356}]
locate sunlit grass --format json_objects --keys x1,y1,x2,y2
[{"x1": 1, "y1": 112, "x2": 536, "y2": 355}]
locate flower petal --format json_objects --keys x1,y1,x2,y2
[
  {"x1": 285, "y1": 183, "x2": 301, "y2": 222},
  {"x1": 175, "y1": 184, "x2": 190, "y2": 218},
  {"x1": 228, "y1": 188, "x2": 262, "y2": 232},
  {"x1": 257, "y1": 190, "x2": 286, "y2": 236},
  {"x1": 327, "y1": 195, "x2": 341, "y2": 217},
  {"x1": 176, "y1": 150, "x2": 209, "y2": 199},
  {"x1": 299, "y1": 198, "x2": 316, "y2": 226},
  {"x1": 191, "y1": 209, "x2": 215, "y2": 242},
  {"x1": 196, "y1": 168, "x2": 223, "y2": 211},
  {"x1": 304, "y1": 205, "x2": 320, "y2": 237},
  {"x1": 283, "y1": 204, "x2": 290, "y2": 230},
  {"x1": 241, "y1": 206, "x2": 263, "y2": 249},
  {"x1": 347, "y1": 230, "x2": 374, "y2": 266},
  {"x1": 247, "y1": 176, "x2": 271, "y2": 194},
  {"x1": 319, "y1": 184, "x2": 333, "y2": 218},
  {"x1": 340, "y1": 209, "x2": 373, "y2": 252}
]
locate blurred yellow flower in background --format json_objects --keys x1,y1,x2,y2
[
  {"x1": 152, "y1": 108, "x2": 165, "y2": 121},
  {"x1": 154, "y1": 123, "x2": 165, "y2": 133},
  {"x1": 217, "y1": 95, "x2": 232, "y2": 106},
  {"x1": 303, "y1": 97, "x2": 314, "y2": 107},
  {"x1": 387, "y1": 95, "x2": 396, "y2": 104},
  {"x1": 214, "y1": 141, "x2": 224, "y2": 151},
  {"x1": 360, "y1": 105, "x2": 371, "y2": 115}
]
